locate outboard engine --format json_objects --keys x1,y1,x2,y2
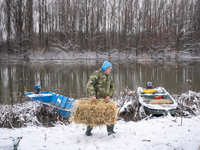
[
  {"x1": 34, "y1": 85, "x2": 41, "y2": 94},
  {"x1": 146, "y1": 82, "x2": 153, "y2": 89}
]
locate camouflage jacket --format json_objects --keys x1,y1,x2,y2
[{"x1": 87, "y1": 69, "x2": 114, "y2": 99}]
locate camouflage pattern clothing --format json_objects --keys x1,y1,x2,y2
[{"x1": 87, "y1": 69, "x2": 114, "y2": 99}]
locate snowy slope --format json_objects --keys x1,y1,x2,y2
[{"x1": 0, "y1": 116, "x2": 200, "y2": 150}]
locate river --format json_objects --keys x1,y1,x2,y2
[{"x1": 1, "y1": 59, "x2": 200, "y2": 104}]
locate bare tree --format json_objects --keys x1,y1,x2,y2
[
  {"x1": 5, "y1": 0, "x2": 12, "y2": 54},
  {"x1": 0, "y1": 0, "x2": 200, "y2": 58}
]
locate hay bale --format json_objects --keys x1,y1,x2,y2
[
  {"x1": 70, "y1": 97, "x2": 118, "y2": 126},
  {"x1": 148, "y1": 99, "x2": 173, "y2": 104}
]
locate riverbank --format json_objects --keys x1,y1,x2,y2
[{"x1": 1, "y1": 49, "x2": 200, "y2": 63}]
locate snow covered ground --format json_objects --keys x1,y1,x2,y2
[
  {"x1": 0, "y1": 116, "x2": 200, "y2": 150},
  {"x1": 1, "y1": 90, "x2": 200, "y2": 150}
]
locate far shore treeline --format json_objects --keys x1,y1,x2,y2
[{"x1": 0, "y1": 0, "x2": 200, "y2": 57}]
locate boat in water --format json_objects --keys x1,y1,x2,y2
[
  {"x1": 25, "y1": 85, "x2": 76, "y2": 119},
  {"x1": 137, "y1": 82, "x2": 178, "y2": 115}
]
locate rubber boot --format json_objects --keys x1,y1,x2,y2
[
  {"x1": 85, "y1": 126, "x2": 93, "y2": 136},
  {"x1": 107, "y1": 124, "x2": 116, "y2": 136}
]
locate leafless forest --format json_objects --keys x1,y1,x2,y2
[{"x1": 0, "y1": 0, "x2": 200, "y2": 57}]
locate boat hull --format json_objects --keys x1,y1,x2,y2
[
  {"x1": 25, "y1": 91, "x2": 76, "y2": 119},
  {"x1": 143, "y1": 106, "x2": 177, "y2": 116}
]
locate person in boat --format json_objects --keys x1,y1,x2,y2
[
  {"x1": 86, "y1": 61, "x2": 115, "y2": 136},
  {"x1": 146, "y1": 82, "x2": 154, "y2": 89}
]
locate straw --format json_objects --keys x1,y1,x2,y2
[
  {"x1": 148, "y1": 99, "x2": 173, "y2": 104},
  {"x1": 70, "y1": 97, "x2": 118, "y2": 126}
]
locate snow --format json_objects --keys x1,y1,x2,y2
[
  {"x1": 119, "y1": 100, "x2": 133, "y2": 112},
  {"x1": 1, "y1": 116, "x2": 200, "y2": 150},
  {"x1": 1, "y1": 90, "x2": 200, "y2": 150}
]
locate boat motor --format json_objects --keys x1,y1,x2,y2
[
  {"x1": 34, "y1": 85, "x2": 41, "y2": 94},
  {"x1": 146, "y1": 82, "x2": 153, "y2": 89}
]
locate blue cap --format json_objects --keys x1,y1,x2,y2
[
  {"x1": 34, "y1": 85, "x2": 41, "y2": 90},
  {"x1": 102, "y1": 61, "x2": 113, "y2": 71}
]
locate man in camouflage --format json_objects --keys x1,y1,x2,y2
[{"x1": 85, "y1": 61, "x2": 116, "y2": 136}]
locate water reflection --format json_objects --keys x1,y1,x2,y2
[{"x1": 1, "y1": 60, "x2": 200, "y2": 104}]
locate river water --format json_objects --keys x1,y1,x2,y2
[{"x1": 1, "y1": 59, "x2": 200, "y2": 104}]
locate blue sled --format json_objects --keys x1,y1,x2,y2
[{"x1": 25, "y1": 85, "x2": 76, "y2": 119}]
